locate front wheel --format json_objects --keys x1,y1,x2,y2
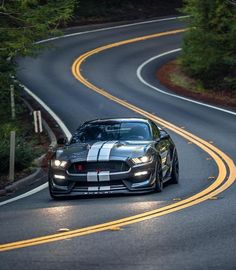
[
  {"x1": 169, "y1": 151, "x2": 179, "y2": 184},
  {"x1": 48, "y1": 172, "x2": 60, "y2": 199},
  {"x1": 155, "y1": 162, "x2": 163, "y2": 192},
  {"x1": 48, "y1": 179, "x2": 57, "y2": 199}
]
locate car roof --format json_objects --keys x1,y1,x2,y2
[{"x1": 84, "y1": 117, "x2": 150, "y2": 125}]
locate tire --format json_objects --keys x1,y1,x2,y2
[
  {"x1": 48, "y1": 179, "x2": 57, "y2": 199},
  {"x1": 155, "y1": 161, "x2": 163, "y2": 192},
  {"x1": 169, "y1": 151, "x2": 179, "y2": 184},
  {"x1": 48, "y1": 169, "x2": 55, "y2": 199},
  {"x1": 48, "y1": 171, "x2": 60, "y2": 199}
]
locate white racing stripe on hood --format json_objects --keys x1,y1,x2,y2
[
  {"x1": 87, "y1": 141, "x2": 105, "y2": 161},
  {"x1": 98, "y1": 141, "x2": 118, "y2": 161}
]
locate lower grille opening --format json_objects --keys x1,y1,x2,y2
[{"x1": 68, "y1": 161, "x2": 129, "y2": 174}]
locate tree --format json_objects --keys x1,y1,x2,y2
[
  {"x1": 0, "y1": 0, "x2": 75, "y2": 117},
  {"x1": 181, "y1": 0, "x2": 236, "y2": 91}
]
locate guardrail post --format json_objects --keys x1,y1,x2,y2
[
  {"x1": 10, "y1": 85, "x2": 15, "y2": 120},
  {"x1": 9, "y1": 131, "x2": 16, "y2": 182}
]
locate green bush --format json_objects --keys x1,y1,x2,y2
[
  {"x1": 0, "y1": 135, "x2": 39, "y2": 174},
  {"x1": 15, "y1": 138, "x2": 39, "y2": 171},
  {"x1": 181, "y1": 0, "x2": 236, "y2": 91}
]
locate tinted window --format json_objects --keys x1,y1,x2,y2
[{"x1": 70, "y1": 121, "x2": 151, "y2": 143}]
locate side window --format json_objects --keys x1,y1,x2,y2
[{"x1": 150, "y1": 122, "x2": 160, "y2": 140}]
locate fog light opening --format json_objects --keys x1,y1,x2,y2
[
  {"x1": 134, "y1": 171, "x2": 148, "y2": 177},
  {"x1": 54, "y1": 174, "x2": 66, "y2": 180}
]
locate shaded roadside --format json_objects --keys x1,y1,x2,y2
[{"x1": 157, "y1": 60, "x2": 236, "y2": 112}]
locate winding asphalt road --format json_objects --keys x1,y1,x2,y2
[{"x1": 0, "y1": 17, "x2": 236, "y2": 269}]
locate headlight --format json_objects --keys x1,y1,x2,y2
[
  {"x1": 53, "y1": 160, "x2": 67, "y2": 168},
  {"x1": 132, "y1": 155, "x2": 152, "y2": 164}
]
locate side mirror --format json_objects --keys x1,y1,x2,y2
[
  {"x1": 160, "y1": 130, "x2": 170, "y2": 140},
  {"x1": 57, "y1": 137, "x2": 68, "y2": 145}
]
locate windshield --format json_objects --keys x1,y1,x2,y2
[{"x1": 70, "y1": 121, "x2": 151, "y2": 143}]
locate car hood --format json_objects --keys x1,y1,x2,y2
[{"x1": 56, "y1": 140, "x2": 153, "y2": 163}]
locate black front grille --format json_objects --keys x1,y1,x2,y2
[{"x1": 68, "y1": 161, "x2": 129, "y2": 174}]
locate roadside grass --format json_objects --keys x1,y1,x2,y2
[{"x1": 169, "y1": 59, "x2": 206, "y2": 94}]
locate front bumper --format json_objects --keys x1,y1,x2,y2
[{"x1": 49, "y1": 161, "x2": 156, "y2": 196}]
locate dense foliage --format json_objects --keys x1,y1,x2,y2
[{"x1": 181, "y1": 0, "x2": 236, "y2": 91}]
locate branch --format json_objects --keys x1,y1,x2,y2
[{"x1": 0, "y1": 11, "x2": 26, "y2": 23}]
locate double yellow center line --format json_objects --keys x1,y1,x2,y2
[{"x1": 0, "y1": 29, "x2": 235, "y2": 252}]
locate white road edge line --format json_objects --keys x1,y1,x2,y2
[
  {"x1": 137, "y1": 48, "x2": 236, "y2": 116},
  {"x1": 0, "y1": 183, "x2": 48, "y2": 207},
  {"x1": 1, "y1": 15, "x2": 186, "y2": 206},
  {"x1": 23, "y1": 85, "x2": 72, "y2": 139}
]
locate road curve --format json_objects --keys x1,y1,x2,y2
[{"x1": 0, "y1": 17, "x2": 236, "y2": 269}]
